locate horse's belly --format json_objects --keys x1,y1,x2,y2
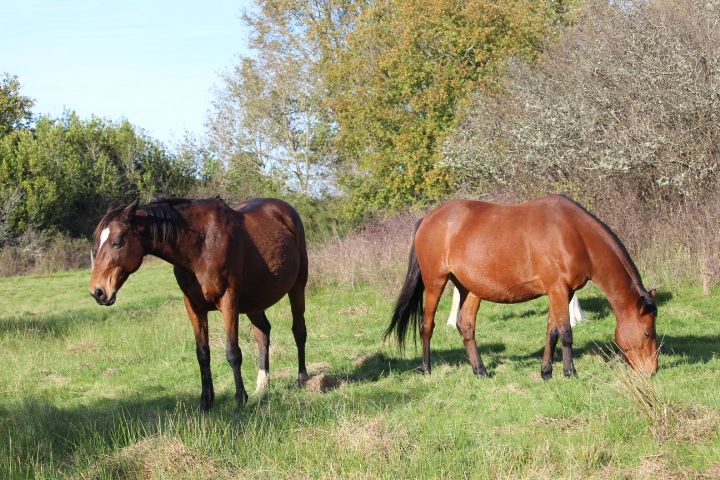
[
  {"x1": 466, "y1": 276, "x2": 544, "y2": 304},
  {"x1": 236, "y1": 254, "x2": 300, "y2": 313}
]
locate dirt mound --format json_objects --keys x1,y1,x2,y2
[{"x1": 83, "y1": 435, "x2": 237, "y2": 480}]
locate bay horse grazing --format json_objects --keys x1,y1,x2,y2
[
  {"x1": 386, "y1": 195, "x2": 658, "y2": 378},
  {"x1": 89, "y1": 197, "x2": 309, "y2": 410}
]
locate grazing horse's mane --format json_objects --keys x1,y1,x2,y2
[{"x1": 95, "y1": 197, "x2": 228, "y2": 246}]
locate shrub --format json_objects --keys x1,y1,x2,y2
[{"x1": 0, "y1": 232, "x2": 90, "y2": 277}]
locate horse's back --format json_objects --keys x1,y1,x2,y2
[{"x1": 230, "y1": 198, "x2": 307, "y2": 304}]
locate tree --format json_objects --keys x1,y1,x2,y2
[
  {"x1": 324, "y1": 0, "x2": 569, "y2": 214},
  {"x1": 443, "y1": 0, "x2": 720, "y2": 204},
  {"x1": 0, "y1": 73, "x2": 34, "y2": 137},
  {"x1": 207, "y1": 1, "x2": 354, "y2": 198},
  {"x1": 210, "y1": 1, "x2": 569, "y2": 218},
  {"x1": 0, "y1": 113, "x2": 195, "y2": 239}
]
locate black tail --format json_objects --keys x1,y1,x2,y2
[{"x1": 385, "y1": 221, "x2": 425, "y2": 350}]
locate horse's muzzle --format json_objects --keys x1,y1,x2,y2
[{"x1": 90, "y1": 287, "x2": 116, "y2": 306}]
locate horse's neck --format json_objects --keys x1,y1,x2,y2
[
  {"x1": 144, "y1": 238, "x2": 190, "y2": 268},
  {"x1": 140, "y1": 211, "x2": 201, "y2": 270},
  {"x1": 587, "y1": 238, "x2": 641, "y2": 314}
]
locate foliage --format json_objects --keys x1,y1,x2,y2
[
  {"x1": 0, "y1": 112, "x2": 195, "y2": 240},
  {"x1": 324, "y1": 0, "x2": 571, "y2": 215},
  {"x1": 206, "y1": 0, "x2": 347, "y2": 198},
  {"x1": 443, "y1": 0, "x2": 720, "y2": 204},
  {"x1": 0, "y1": 73, "x2": 34, "y2": 137},
  {"x1": 208, "y1": 1, "x2": 570, "y2": 219}
]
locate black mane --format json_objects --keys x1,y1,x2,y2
[
  {"x1": 138, "y1": 198, "x2": 193, "y2": 245},
  {"x1": 95, "y1": 197, "x2": 227, "y2": 246}
]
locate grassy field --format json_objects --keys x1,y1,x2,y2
[{"x1": 0, "y1": 263, "x2": 718, "y2": 479}]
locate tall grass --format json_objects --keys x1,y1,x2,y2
[
  {"x1": 0, "y1": 266, "x2": 718, "y2": 479},
  {"x1": 308, "y1": 213, "x2": 419, "y2": 291}
]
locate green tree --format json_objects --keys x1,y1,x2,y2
[
  {"x1": 207, "y1": 0, "x2": 354, "y2": 198},
  {"x1": 324, "y1": 0, "x2": 569, "y2": 214},
  {"x1": 0, "y1": 113, "x2": 195, "y2": 239},
  {"x1": 0, "y1": 73, "x2": 34, "y2": 137}
]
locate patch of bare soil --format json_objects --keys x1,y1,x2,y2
[{"x1": 304, "y1": 373, "x2": 346, "y2": 393}]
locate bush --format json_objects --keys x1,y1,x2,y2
[
  {"x1": 0, "y1": 232, "x2": 90, "y2": 277},
  {"x1": 444, "y1": 0, "x2": 720, "y2": 201}
]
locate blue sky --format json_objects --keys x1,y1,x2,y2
[{"x1": 1, "y1": 0, "x2": 252, "y2": 144}]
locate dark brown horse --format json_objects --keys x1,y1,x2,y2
[
  {"x1": 386, "y1": 195, "x2": 658, "y2": 377},
  {"x1": 89, "y1": 197, "x2": 309, "y2": 409}
]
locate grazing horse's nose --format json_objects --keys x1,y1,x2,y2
[{"x1": 92, "y1": 287, "x2": 107, "y2": 304}]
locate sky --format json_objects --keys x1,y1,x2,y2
[{"x1": 0, "y1": 0, "x2": 252, "y2": 144}]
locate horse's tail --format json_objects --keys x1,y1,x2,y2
[{"x1": 385, "y1": 220, "x2": 425, "y2": 350}]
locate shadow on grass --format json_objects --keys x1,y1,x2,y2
[
  {"x1": 515, "y1": 332, "x2": 718, "y2": 369},
  {"x1": 0, "y1": 371, "x2": 436, "y2": 479},
  {"x1": 578, "y1": 290, "x2": 673, "y2": 320},
  {"x1": 351, "y1": 343, "x2": 506, "y2": 382},
  {"x1": 0, "y1": 295, "x2": 178, "y2": 338},
  {"x1": 361, "y1": 327, "x2": 715, "y2": 384}
]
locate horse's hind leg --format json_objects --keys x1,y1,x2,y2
[
  {"x1": 456, "y1": 289, "x2": 488, "y2": 376},
  {"x1": 541, "y1": 287, "x2": 576, "y2": 379},
  {"x1": 248, "y1": 312, "x2": 271, "y2": 395},
  {"x1": 288, "y1": 285, "x2": 309, "y2": 385},
  {"x1": 183, "y1": 296, "x2": 214, "y2": 410},
  {"x1": 421, "y1": 280, "x2": 446, "y2": 374}
]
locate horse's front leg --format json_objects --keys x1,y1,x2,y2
[
  {"x1": 221, "y1": 299, "x2": 248, "y2": 407},
  {"x1": 183, "y1": 297, "x2": 214, "y2": 410},
  {"x1": 542, "y1": 288, "x2": 576, "y2": 379}
]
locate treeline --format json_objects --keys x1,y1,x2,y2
[
  {"x1": 1, "y1": 0, "x2": 718, "y2": 284},
  {"x1": 202, "y1": 0, "x2": 574, "y2": 218}
]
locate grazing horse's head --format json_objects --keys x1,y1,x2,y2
[
  {"x1": 615, "y1": 289, "x2": 658, "y2": 374},
  {"x1": 89, "y1": 200, "x2": 144, "y2": 306}
]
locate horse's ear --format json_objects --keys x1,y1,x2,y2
[
  {"x1": 637, "y1": 295, "x2": 657, "y2": 316},
  {"x1": 649, "y1": 289, "x2": 657, "y2": 299},
  {"x1": 106, "y1": 202, "x2": 118, "y2": 213},
  {"x1": 121, "y1": 199, "x2": 139, "y2": 221}
]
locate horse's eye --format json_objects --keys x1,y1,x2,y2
[
  {"x1": 643, "y1": 331, "x2": 651, "y2": 338},
  {"x1": 112, "y1": 240, "x2": 124, "y2": 249}
]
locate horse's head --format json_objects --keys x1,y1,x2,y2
[
  {"x1": 89, "y1": 200, "x2": 145, "y2": 306},
  {"x1": 615, "y1": 289, "x2": 658, "y2": 374}
]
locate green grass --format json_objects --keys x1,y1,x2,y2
[{"x1": 0, "y1": 264, "x2": 718, "y2": 479}]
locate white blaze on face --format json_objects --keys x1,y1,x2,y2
[{"x1": 98, "y1": 227, "x2": 110, "y2": 251}]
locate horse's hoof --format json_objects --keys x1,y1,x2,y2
[
  {"x1": 236, "y1": 390, "x2": 249, "y2": 407},
  {"x1": 420, "y1": 366, "x2": 431, "y2": 375},
  {"x1": 297, "y1": 371, "x2": 309, "y2": 387},
  {"x1": 564, "y1": 369, "x2": 577, "y2": 378},
  {"x1": 200, "y1": 390, "x2": 214, "y2": 411},
  {"x1": 473, "y1": 367, "x2": 489, "y2": 377},
  {"x1": 540, "y1": 368, "x2": 553, "y2": 380}
]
